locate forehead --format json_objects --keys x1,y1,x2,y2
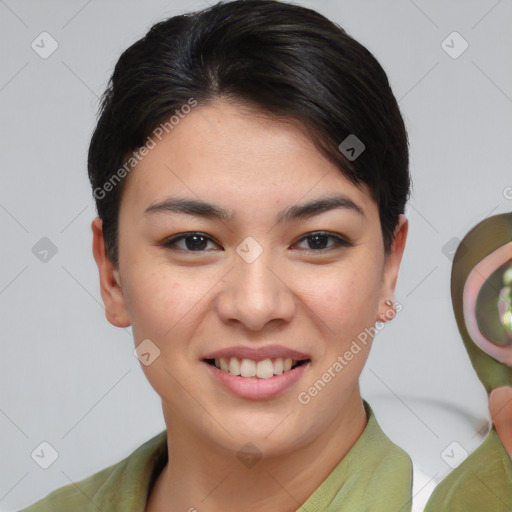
[{"x1": 120, "y1": 99, "x2": 376, "y2": 220}]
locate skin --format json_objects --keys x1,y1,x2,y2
[{"x1": 92, "y1": 98, "x2": 408, "y2": 512}]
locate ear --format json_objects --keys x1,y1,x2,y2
[
  {"x1": 377, "y1": 214, "x2": 408, "y2": 320},
  {"x1": 91, "y1": 217, "x2": 131, "y2": 328}
]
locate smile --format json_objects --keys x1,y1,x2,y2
[
  {"x1": 203, "y1": 357, "x2": 311, "y2": 400},
  {"x1": 204, "y1": 357, "x2": 310, "y2": 379}
]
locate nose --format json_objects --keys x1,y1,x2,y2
[{"x1": 215, "y1": 248, "x2": 296, "y2": 331}]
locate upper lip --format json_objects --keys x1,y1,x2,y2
[{"x1": 202, "y1": 345, "x2": 311, "y2": 362}]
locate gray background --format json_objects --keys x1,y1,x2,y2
[{"x1": 1, "y1": 1, "x2": 511, "y2": 511}]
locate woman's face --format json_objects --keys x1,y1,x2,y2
[{"x1": 94, "y1": 98, "x2": 407, "y2": 457}]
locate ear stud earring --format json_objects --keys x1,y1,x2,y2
[{"x1": 377, "y1": 300, "x2": 395, "y2": 322}]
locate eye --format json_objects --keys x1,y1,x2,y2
[
  {"x1": 293, "y1": 231, "x2": 353, "y2": 252},
  {"x1": 160, "y1": 232, "x2": 220, "y2": 252},
  {"x1": 159, "y1": 230, "x2": 352, "y2": 254}
]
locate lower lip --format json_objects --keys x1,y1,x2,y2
[{"x1": 204, "y1": 361, "x2": 310, "y2": 400}]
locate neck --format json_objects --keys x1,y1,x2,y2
[{"x1": 146, "y1": 387, "x2": 367, "y2": 512}]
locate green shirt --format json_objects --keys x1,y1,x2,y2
[
  {"x1": 19, "y1": 401, "x2": 412, "y2": 512},
  {"x1": 424, "y1": 426, "x2": 512, "y2": 512}
]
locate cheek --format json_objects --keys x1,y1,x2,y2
[
  {"x1": 121, "y1": 261, "x2": 222, "y2": 351},
  {"x1": 123, "y1": 267, "x2": 198, "y2": 396},
  {"x1": 121, "y1": 261, "x2": 184, "y2": 341},
  {"x1": 304, "y1": 263, "x2": 382, "y2": 338}
]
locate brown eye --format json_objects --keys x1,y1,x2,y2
[
  {"x1": 293, "y1": 231, "x2": 353, "y2": 252},
  {"x1": 161, "y1": 232, "x2": 220, "y2": 252}
]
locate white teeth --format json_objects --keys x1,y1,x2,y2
[
  {"x1": 213, "y1": 357, "x2": 307, "y2": 378},
  {"x1": 256, "y1": 359, "x2": 274, "y2": 379},
  {"x1": 229, "y1": 358, "x2": 240, "y2": 376},
  {"x1": 240, "y1": 359, "x2": 256, "y2": 377},
  {"x1": 273, "y1": 358, "x2": 284, "y2": 375}
]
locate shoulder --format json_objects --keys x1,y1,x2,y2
[
  {"x1": 18, "y1": 462, "x2": 126, "y2": 511},
  {"x1": 424, "y1": 428, "x2": 512, "y2": 512},
  {"x1": 18, "y1": 430, "x2": 168, "y2": 512},
  {"x1": 350, "y1": 401, "x2": 413, "y2": 510},
  {"x1": 362, "y1": 400, "x2": 413, "y2": 471}
]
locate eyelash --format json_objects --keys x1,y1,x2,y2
[{"x1": 159, "y1": 231, "x2": 353, "y2": 254}]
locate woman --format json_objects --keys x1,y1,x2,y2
[{"x1": 20, "y1": 1, "x2": 412, "y2": 510}]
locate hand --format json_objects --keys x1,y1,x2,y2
[{"x1": 489, "y1": 386, "x2": 512, "y2": 457}]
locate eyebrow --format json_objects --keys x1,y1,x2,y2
[{"x1": 144, "y1": 195, "x2": 365, "y2": 223}]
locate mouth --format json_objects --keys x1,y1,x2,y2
[{"x1": 203, "y1": 357, "x2": 311, "y2": 379}]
